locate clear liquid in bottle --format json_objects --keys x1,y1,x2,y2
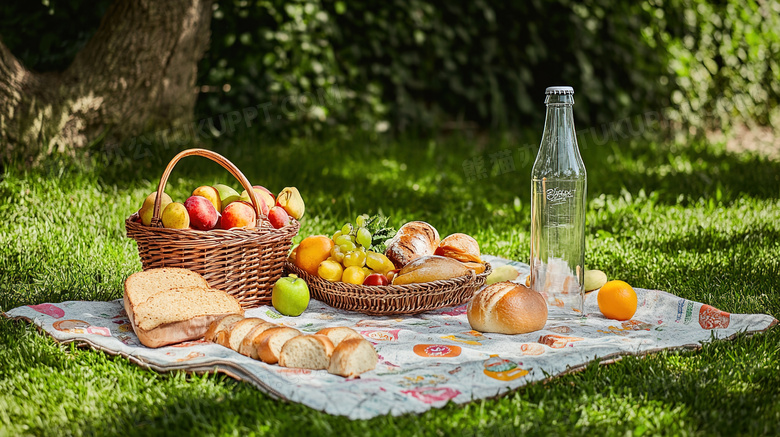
[{"x1": 530, "y1": 86, "x2": 587, "y2": 317}]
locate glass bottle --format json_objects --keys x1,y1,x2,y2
[{"x1": 530, "y1": 86, "x2": 587, "y2": 317}]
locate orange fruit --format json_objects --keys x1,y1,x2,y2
[
  {"x1": 294, "y1": 236, "x2": 334, "y2": 276},
  {"x1": 597, "y1": 280, "x2": 637, "y2": 321}
]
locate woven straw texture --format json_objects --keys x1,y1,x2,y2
[
  {"x1": 285, "y1": 261, "x2": 491, "y2": 315},
  {"x1": 125, "y1": 148, "x2": 299, "y2": 308}
]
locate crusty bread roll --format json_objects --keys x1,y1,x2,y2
[
  {"x1": 467, "y1": 281, "x2": 547, "y2": 334},
  {"x1": 392, "y1": 255, "x2": 471, "y2": 285},
  {"x1": 327, "y1": 338, "x2": 378, "y2": 378},
  {"x1": 315, "y1": 326, "x2": 363, "y2": 346},
  {"x1": 385, "y1": 221, "x2": 440, "y2": 269},
  {"x1": 204, "y1": 314, "x2": 245, "y2": 344},
  {"x1": 222, "y1": 318, "x2": 267, "y2": 351},
  {"x1": 130, "y1": 286, "x2": 243, "y2": 348},
  {"x1": 255, "y1": 327, "x2": 302, "y2": 364},
  {"x1": 435, "y1": 233, "x2": 482, "y2": 263},
  {"x1": 279, "y1": 334, "x2": 335, "y2": 370},
  {"x1": 238, "y1": 322, "x2": 279, "y2": 358}
]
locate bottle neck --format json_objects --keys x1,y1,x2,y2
[{"x1": 533, "y1": 94, "x2": 585, "y2": 178}]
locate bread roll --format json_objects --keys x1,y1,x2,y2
[
  {"x1": 255, "y1": 327, "x2": 302, "y2": 364},
  {"x1": 385, "y1": 221, "x2": 440, "y2": 268},
  {"x1": 315, "y1": 326, "x2": 363, "y2": 346},
  {"x1": 238, "y1": 322, "x2": 279, "y2": 358},
  {"x1": 327, "y1": 338, "x2": 378, "y2": 378},
  {"x1": 435, "y1": 233, "x2": 482, "y2": 263},
  {"x1": 204, "y1": 314, "x2": 245, "y2": 343},
  {"x1": 462, "y1": 261, "x2": 486, "y2": 274},
  {"x1": 279, "y1": 334, "x2": 335, "y2": 370},
  {"x1": 467, "y1": 281, "x2": 547, "y2": 334},
  {"x1": 130, "y1": 287, "x2": 243, "y2": 348},
  {"x1": 392, "y1": 255, "x2": 471, "y2": 285}
]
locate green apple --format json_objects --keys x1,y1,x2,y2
[
  {"x1": 272, "y1": 274, "x2": 310, "y2": 316},
  {"x1": 213, "y1": 184, "x2": 240, "y2": 212}
]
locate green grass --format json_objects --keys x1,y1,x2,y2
[{"x1": 0, "y1": 131, "x2": 778, "y2": 436}]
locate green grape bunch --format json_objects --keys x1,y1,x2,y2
[{"x1": 332, "y1": 214, "x2": 396, "y2": 255}]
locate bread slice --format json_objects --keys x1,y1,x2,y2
[
  {"x1": 279, "y1": 334, "x2": 334, "y2": 370},
  {"x1": 204, "y1": 314, "x2": 245, "y2": 343},
  {"x1": 220, "y1": 318, "x2": 268, "y2": 351},
  {"x1": 315, "y1": 326, "x2": 362, "y2": 347},
  {"x1": 238, "y1": 322, "x2": 280, "y2": 358},
  {"x1": 328, "y1": 338, "x2": 378, "y2": 378},
  {"x1": 123, "y1": 268, "x2": 210, "y2": 326},
  {"x1": 256, "y1": 327, "x2": 302, "y2": 364},
  {"x1": 131, "y1": 287, "x2": 243, "y2": 348}
]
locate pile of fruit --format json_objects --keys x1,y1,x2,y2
[
  {"x1": 290, "y1": 215, "x2": 397, "y2": 286},
  {"x1": 134, "y1": 184, "x2": 304, "y2": 231},
  {"x1": 290, "y1": 216, "x2": 488, "y2": 287}
]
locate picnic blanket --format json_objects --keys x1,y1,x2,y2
[{"x1": 5, "y1": 255, "x2": 777, "y2": 419}]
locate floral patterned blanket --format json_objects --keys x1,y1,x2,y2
[{"x1": 4, "y1": 255, "x2": 776, "y2": 419}]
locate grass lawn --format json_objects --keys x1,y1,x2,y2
[{"x1": 1, "y1": 131, "x2": 779, "y2": 436}]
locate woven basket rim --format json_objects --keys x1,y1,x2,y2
[{"x1": 286, "y1": 261, "x2": 491, "y2": 296}]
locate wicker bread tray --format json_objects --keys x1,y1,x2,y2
[
  {"x1": 285, "y1": 261, "x2": 491, "y2": 316},
  {"x1": 125, "y1": 148, "x2": 299, "y2": 308}
]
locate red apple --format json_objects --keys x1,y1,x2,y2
[
  {"x1": 268, "y1": 206, "x2": 290, "y2": 229},
  {"x1": 221, "y1": 201, "x2": 257, "y2": 229},
  {"x1": 184, "y1": 195, "x2": 219, "y2": 230},
  {"x1": 363, "y1": 273, "x2": 390, "y2": 286}
]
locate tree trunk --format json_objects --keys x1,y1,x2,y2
[{"x1": 0, "y1": 0, "x2": 212, "y2": 162}]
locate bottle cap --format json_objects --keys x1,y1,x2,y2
[{"x1": 545, "y1": 86, "x2": 574, "y2": 95}]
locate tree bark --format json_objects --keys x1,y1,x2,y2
[{"x1": 0, "y1": 0, "x2": 212, "y2": 162}]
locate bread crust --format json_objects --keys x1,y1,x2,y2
[
  {"x1": 392, "y1": 255, "x2": 470, "y2": 285},
  {"x1": 255, "y1": 327, "x2": 302, "y2": 364},
  {"x1": 237, "y1": 321, "x2": 279, "y2": 357},
  {"x1": 327, "y1": 338, "x2": 378, "y2": 378},
  {"x1": 385, "y1": 221, "x2": 440, "y2": 269},
  {"x1": 467, "y1": 281, "x2": 548, "y2": 334},
  {"x1": 315, "y1": 326, "x2": 362, "y2": 346},
  {"x1": 436, "y1": 233, "x2": 482, "y2": 263},
  {"x1": 133, "y1": 313, "x2": 232, "y2": 348}
]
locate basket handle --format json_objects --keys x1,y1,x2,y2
[{"x1": 151, "y1": 148, "x2": 265, "y2": 226}]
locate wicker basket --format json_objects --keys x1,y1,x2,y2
[
  {"x1": 285, "y1": 261, "x2": 491, "y2": 316},
  {"x1": 125, "y1": 148, "x2": 300, "y2": 308}
]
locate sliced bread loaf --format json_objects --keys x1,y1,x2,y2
[
  {"x1": 204, "y1": 314, "x2": 245, "y2": 344},
  {"x1": 315, "y1": 326, "x2": 363, "y2": 347},
  {"x1": 279, "y1": 334, "x2": 334, "y2": 370},
  {"x1": 221, "y1": 318, "x2": 268, "y2": 351},
  {"x1": 327, "y1": 338, "x2": 378, "y2": 378},
  {"x1": 256, "y1": 327, "x2": 302, "y2": 364},
  {"x1": 237, "y1": 322, "x2": 279, "y2": 358},
  {"x1": 124, "y1": 268, "x2": 210, "y2": 326},
  {"x1": 132, "y1": 286, "x2": 243, "y2": 348}
]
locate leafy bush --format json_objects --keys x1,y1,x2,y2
[{"x1": 1, "y1": 0, "x2": 777, "y2": 135}]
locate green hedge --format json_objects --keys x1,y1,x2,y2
[{"x1": 2, "y1": 0, "x2": 778, "y2": 135}]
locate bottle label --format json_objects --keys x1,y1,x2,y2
[{"x1": 546, "y1": 188, "x2": 575, "y2": 204}]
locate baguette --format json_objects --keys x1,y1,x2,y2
[
  {"x1": 204, "y1": 314, "x2": 245, "y2": 343},
  {"x1": 327, "y1": 338, "x2": 378, "y2": 378},
  {"x1": 255, "y1": 327, "x2": 302, "y2": 364},
  {"x1": 221, "y1": 318, "x2": 268, "y2": 351},
  {"x1": 238, "y1": 322, "x2": 280, "y2": 358},
  {"x1": 392, "y1": 255, "x2": 471, "y2": 285},
  {"x1": 279, "y1": 334, "x2": 334, "y2": 370},
  {"x1": 315, "y1": 326, "x2": 363, "y2": 347}
]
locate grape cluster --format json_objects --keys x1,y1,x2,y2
[{"x1": 318, "y1": 215, "x2": 396, "y2": 285}]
